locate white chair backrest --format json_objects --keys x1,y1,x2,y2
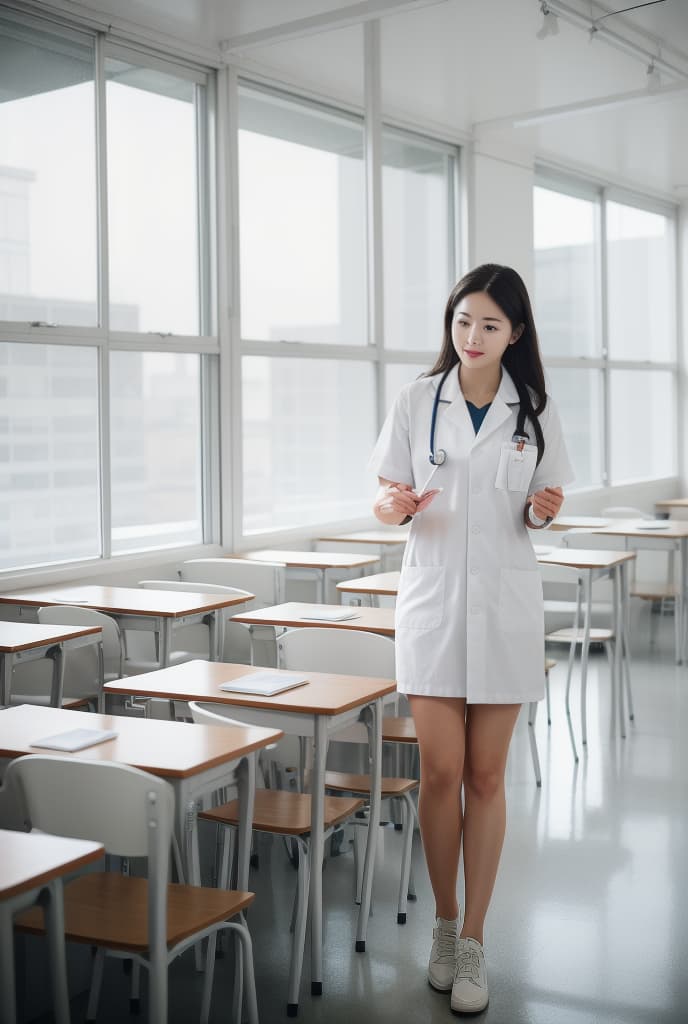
[
  {"x1": 37, "y1": 604, "x2": 123, "y2": 681},
  {"x1": 139, "y1": 579, "x2": 254, "y2": 602},
  {"x1": 601, "y1": 506, "x2": 652, "y2": 520},
  {"x1": 6, "y1": 755, "x2": 174, "y2": 860},
  {"x1": 188, "y1": 701, "x2": 249, "y2": 728},
  {"x1": 181, "y1": 558, "x2": 285, "y2": 608},
  {"x1": 277, "y1": 627, "x2": 395, "y2": 679}
]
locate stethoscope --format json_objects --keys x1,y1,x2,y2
[{"x1": 429, "y1": 364, "x2": 531, "y2": 467}]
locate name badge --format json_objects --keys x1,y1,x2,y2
[{"x1": 495, "y1": 442, "x2": 537, "y2": 492}]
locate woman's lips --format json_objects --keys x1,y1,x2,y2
[{"x1": 463, "y1": 350, "x2": 483, "y2": 358}]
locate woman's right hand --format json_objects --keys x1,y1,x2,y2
[{"x1": 373, "y1": 480, "x2": 420, "y2": 525}]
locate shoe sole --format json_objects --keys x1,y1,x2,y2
[
  {"x1": 428, "y1": 976, "x2": 453, "y2": 993},
  {"x1": 450, "y1": 996, "x2": 489, "y2": 1015}
]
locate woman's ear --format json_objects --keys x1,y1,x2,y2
[{"x1": 510, "y1": 323, "x2": 525, "y2": 345}]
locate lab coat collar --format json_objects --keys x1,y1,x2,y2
[
  {"x1": 429, "y1": 364, "x2": 519, "y2": 406},
  {"x1": 431, "y1": 364, "x2": 520, "y2": 439}
]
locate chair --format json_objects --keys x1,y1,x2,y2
[
  {"x1": 181, "y1": 559, "x2": 287, "y2": 666},
  {"x1": 189, "y1": 700, "x2": 362, "y2": 1018},
  {"x1": 275, "y1": 627, "x2": 419, "y2": 924},
  {"x1": 8, "y1": 606, "x2": 120, "y2": 711},
  {"x1": 141, "y1": 579, "x2": 253, "y2": 661},
  {"x1": 7, "y1": 755, "x2": 257, "y2": 1024}
]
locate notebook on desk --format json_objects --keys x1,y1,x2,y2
[
  {"x1": 298, "y1": 608, "x2": 360, "y2": 622},
  {"x1": 31, "y1": 728, "x2": 118, "y2": 751},
  {"x1": 219, "y1": 671, "x2": 308, "y2": 696}
]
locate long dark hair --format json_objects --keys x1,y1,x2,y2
[{"x1": 426, "y1": 263, "x2": 547, "y2": 463}]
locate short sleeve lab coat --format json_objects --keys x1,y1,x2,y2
[{"x1": 369, "y1": 367, "x2": 574, "y2": 703}]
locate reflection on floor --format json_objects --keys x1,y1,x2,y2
[{"x1": 26, "y1": 611, "x2": 688, "y2": 1023}]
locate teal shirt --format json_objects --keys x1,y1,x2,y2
[{"x1": 466, "y1": 400, "x2": 491, "y2": 435}]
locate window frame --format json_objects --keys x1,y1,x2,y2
[{"x1": 534, "y1": 167, "x2": 679, "y2": 490}]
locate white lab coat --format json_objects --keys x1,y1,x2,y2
[{"x1": 369, "y1": 367, "x2": 574, "y2": 702}]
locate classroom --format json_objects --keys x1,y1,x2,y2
[{"x1": 1, "y1": 1, "x2": 687, "y2": 1022}]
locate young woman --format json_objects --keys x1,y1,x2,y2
[{"x1": 370, "y1": 264, "x2": 573, "y2": 1014}]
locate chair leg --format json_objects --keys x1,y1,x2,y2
[
  {"x1": 129, "y1": 960, "x2": 141, "y2": 1013},
  {"x1": 545, "y1": 669, "x2": 552, "y2": 725},
  {"x1": 200, "y1": 935, "x2": 217, "y2": 1024},
  {"x1": 223, "y1": 921, "x2": 259, "y2": 1024},
  {"x1": 86, "y1": 947, "x2": 106, "y2": 1022},
  {"x1": 527, "y1": 701, "x2": 542, "y2": 788},
  {"x1": 397, "y1": 794, "x2": 416, "y2": 923},
  {"x1": 287, "y1": 836, "x2": 310, "y2": 1017},
  {"x1": 622, "y1": 629, "x2": 635, "y2": 723}
]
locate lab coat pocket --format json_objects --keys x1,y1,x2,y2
[
  {"x1": 494, "y1": 443, "x2": 538, "y2": 493},
  {"x1": 395, "y1": 565, "x2": 445, "y2": 630},
  {"x1": 498, "y1": 568, "x2": 543, "y2": 633}
]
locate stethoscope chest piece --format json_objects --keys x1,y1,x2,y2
[{"x1": 430, "y1": 449, "x2": 447, "y2": 466}]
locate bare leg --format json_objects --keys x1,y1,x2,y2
[
  {"x1": 461, "y1": 703, "x2": 521, "y2": 944},
  {"x1": 408, "y1": 696, "x2": 466, "y2": 920}
]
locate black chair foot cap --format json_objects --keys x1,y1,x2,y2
[
  {"x1": 311, "y1": 981, "x2": 322, "y2": 996},
  {"x1": 250, "y1": 853, "x2": 259, "y2": 868},
  {"x1": 287, "y1": 1004, "x2": 298, "y2": 1017},
  {"x1": 397, "y1": 913, "x2": 406, "y2": 924},
  {"x1": 130, "y1": 998, "x2": 140, "y2": 1014},
  {"x1": 536, "y1": 780, "x2": 542, "y2": 788},
  {"x1": 394, "y1": 823, "x2": 403, "y2": 831},
  {"x1": 355, "y1": 940, "x2": 366, "y2": 953},
  {"x1": 408, "y1": 893, "x2": 417, "y2": 901}
]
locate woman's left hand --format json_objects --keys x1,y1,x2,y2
[{"x1": 529, "y1": 486, "x2": 564, "y2": 521}]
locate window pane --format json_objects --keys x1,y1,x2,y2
[
  {"x1": 533, "y1": 186, "x2": 599, "y2": 357},
  {"x1": 110, "y1": 351, "x2": 203, "y2": 552},
  {"x1": 106, "y1": 59, "x2": 200, "y2": 334},
  {"x1": 607, "y1": 202, "x2": 675, "y2": 361},
  {"x1": 0, "y1": 342, "x2": 100, "y2": 569},
  {"x1": 0, "y1": 15, "x2": 97, "y2": 324},
  {"x1": 610, "y1": 369, "x2": 674, "y2": 483},
  {"x1": 384, "y1": 363, "x2": 429, "y2": 413},
  {"x1": 383, "y1": 131, "x2": 455, "y2": 351},
  {"x1": 243, "y1": 356, "x2": 375, "y2": 532},
  {"x1": 546, "y1": 368, "x2": 602, "y2": 490},
  {"x1": 238, "y1": 86, "x2": 366, "y2": 345}
]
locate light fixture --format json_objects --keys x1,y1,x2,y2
[
  {"x1": 536, "y1": 1, "x2": 559, "y2": 39},
  {"x1": 646, "y1": 59, "x2": 661, "y2": 89}
]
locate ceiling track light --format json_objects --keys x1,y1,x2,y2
[{"x1": 536, "y1": 1, "x2": 559, "y2": 40}]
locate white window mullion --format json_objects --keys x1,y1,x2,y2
[{"x1": 95, "y1": 31, "x2": 111, "y2": 557}]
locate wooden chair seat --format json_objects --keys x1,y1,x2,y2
[
  {"x1": 325, "y1": 770, "x2": 418, "y2": 798},
  {"x1": 381, "y1": 716, "x2": 418, "y2": 743},
  {"x1": 630, "y1": 582, "x2": 678, "y2": 600},
  {"x1": 16, "y1": 873, "x2": 254, "y2": 952},
  {"x1": 546, "y1": 627, "x2": 614, "y2": 643},
  {"x1": 199, "y1": 788, "x2": 364, "y2": 837}
]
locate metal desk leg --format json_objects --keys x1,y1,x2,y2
[
  {"x1": 43, "y1": 879, "x2": 70, "y2": 1024},
  {"x1": 579, "y1": 572, "x2": 592, "y2": 746},
  {"x1": 235, "y1": 755, "x2": 256, "y2": 894},
  {"x1": 0, "y1": 651, "x2": 14, "y2": 706},
  {"x1": 317, "y1": 569, "x2": 325, "y2": 605},
  {"x1": 679, "y1": 538, "x2": 687, "y2": 665},
  {"x1": 0, "y1": 900, "x2": 18, "y2": 1024},
  {"x1": 309, "y1": 716, "x2": 328, "y2": 995},
  {"x1": 159, "y1": 618, "x2": 172, "y2": 668},
  {"x1": 47, "y1": 644, "x2": 65, "y2": 708},
  {"x1": 356, "y1": 697, "x2": 382, "y2": 953},
  {"x1": 612, "y1": 566, "x2": 625, "y2": 740}
]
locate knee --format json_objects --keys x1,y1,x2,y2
[
  {"x1": 463, "y1": 765, "x2": 504, "y2": 802},
  {"x1": 421, "y1": 759, "x2": 462, "y2": 794}
]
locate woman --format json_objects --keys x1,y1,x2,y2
[{"x1": 370, "y1": 264, "x2": 573, "y2": 1014}]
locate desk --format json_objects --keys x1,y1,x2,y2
[
  {"x1": 104, "y1": 660, "x2": 396, "y2": 994},
  {"x1": 589, "y1": 519, "x2": 688, "y2": 664},
  {"x1": 0, "y1": 704, "x2": 282, "y2": 897},
  {"x1": 337, "y1": 571, "x2": 401, "y2": 606},
  {"x1": 0, "y1": 621, "x2": 103, "y2": 708},
  {"x1": 548, "y1": 515, "x2": 612, "y2": 532},
  {"x1": 1, "y1": 828, "x2": 103, "y2": 1024},
  {"x1": 228, "y1": 550, "x2": 381, "y2": 603},
  {"x1": 538, "y1": 548, "x2": 636, "y2": 744},
  {"x1": 0, "y1": 586, "x2": 252, "y2": 668},
  {"x1": 231, "y1": 603, "x2": 395, "y2": 666},
  {"x1": 316, "y1": 531, "x2": 408, "y2": 572},
  {"x1": 655, "y1": 497, "x2": 688, "y2": 516}
]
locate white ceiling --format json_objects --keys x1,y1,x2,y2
[{"x1": 29, "y1": 0, "x2": 688, "y2": 198}]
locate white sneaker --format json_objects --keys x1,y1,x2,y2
[
  {"x1": 427, "y1": 916, "x2": 458, "y2": 992},
  {"x1": 451, "y1": 936, "x2": 489, "y2": 1014}
]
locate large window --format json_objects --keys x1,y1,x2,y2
[
  {"x1": 534, "y1": 178, "x2": 677, "y2": 489},
  {"x1": 0, "y1": 12, "x2": 212, "y2": 572},
  {"x1": 238, "y1": 83, "x2": 458, "y2": 534}
]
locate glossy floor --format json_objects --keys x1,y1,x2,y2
[{"x1": 28, "y1": 611, "x2": 688, "y2": 1023}]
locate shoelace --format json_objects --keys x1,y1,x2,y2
[
  {"x1": 432, "y1": 927, "x2": 456, "y2": 963},
  {"x1": 454, "y1": 947, "x2": 481, "y2": 984}
]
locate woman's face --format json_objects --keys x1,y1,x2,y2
[{"x1": 451, "y1": 290, "x2": 523, "y2": 374}]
